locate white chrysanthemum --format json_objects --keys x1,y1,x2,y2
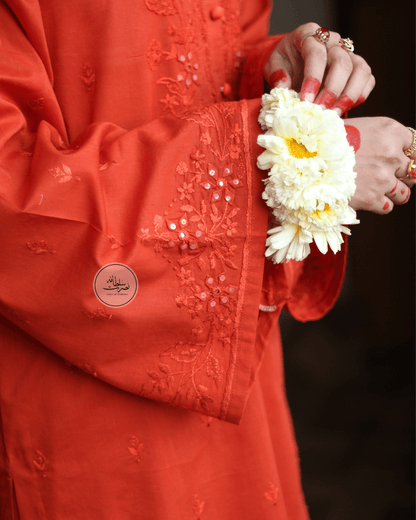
[
  {"x1": 258, "y1": 88, "x2": 300, "y2": 131},
  {"x1": 257, "y1": 87, "x2": 359, "y2": 263}
]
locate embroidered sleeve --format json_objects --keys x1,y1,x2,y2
[{"x1": 0, "y1": 4, "x2": 272, "y2": 424}]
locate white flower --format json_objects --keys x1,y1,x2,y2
[
  {"x1": 258, "y1": 88, "x2": 300, "y2": 131},
  {"x1": 257, "y1": 87, "x2": 359, "y2": 263}
]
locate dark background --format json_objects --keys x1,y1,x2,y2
[{"x1": 269, "y1": 1, "x2": 415, "y2": 519}]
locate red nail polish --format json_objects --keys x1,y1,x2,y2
[
  {"x1": 334, "y1": 94, "x2": 354, "y2": 114},
  {"x1": 315, "y1": 90, "x2": 337, "y2": 109},
  {"x1": 352, "y1": 95, "x2": 366, "y2": 109},
  {"x1": 383, "y1": 202, "x2": 390, "y2": 210},
  {"x1": 301, "y1": 77, "x2": 321, "y2": 100},
  {"x1": 268, "y1": 70, "x2": 288, "y2": 87}
]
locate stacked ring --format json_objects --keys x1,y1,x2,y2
[
  {"x1": 301, "y1": 27, "x2": 330, "y2": 47},
  {"x1": 406, "y1": 159, "x2": 416, "y2": 179},
  {"x1": 405, "y1": 127, "x2": 416, "y2": 157},
  {"x1": 327, "y1": 37, "x2": 355, "y2": 53}
]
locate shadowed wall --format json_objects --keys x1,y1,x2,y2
[{"x1": 269, "y1": 2, "x2": 415, "y2": 519}]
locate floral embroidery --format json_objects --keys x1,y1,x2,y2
[
  {"x1": 145, "y1": 0, "x2": 243, "y2": 114},
  {"x1": 33, "y1": 451, "x2": 49, "y2": 477},
  {"x1": 145, "y1": 0, "x2": 177, "y2": 16},
  {"x1": 49, "y1": 164, "x2": 80, "y2": 183},
  {"x1": 108, "y1": 236, "x2": 124, "y2": 249},
  {"x1": 138, "y1": 103, "x2": 250, "y2": 418},
  {"x1": 147, "y1": 39, "x2": 163, "y2": 71},
  {"x1": 192, "y1": 494, "x2": 205, "y2": 517},
  {"x1": 83, "y1": 308, "x2": 113, "y2": 321},
  {"x1": 81, "y1": 63, "x2": 95, "y2": 91},
  {"x1": 26, "y1": 240, "x2": 56, "y2": 255},
  {"x1": 128, "y1": 436, "x2": 144, "y2": 463},
  {"x1": 264, "y1": 482, "x2": 279, "y2": 505}
]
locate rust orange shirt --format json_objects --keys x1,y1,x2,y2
[{"x1": 0, "y1": 1, "x2": 346, "y2": 518}]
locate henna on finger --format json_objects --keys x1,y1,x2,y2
[
  {"x1": 315, "y1": 90, "x2": 337, "y2": 109},
  {"x1": 389, "y1": 180, "x2": 398, "y2": 195},
  {"x1": 351, "y1": 94, "x2": 366, "y2": 109},
  {"x1": 268, "y1": 69, "x2": 289, "y2": 88},
  {"x1": 300, "y1": 76, "x2": 321, "y2": 102},
  {"x1": 403, "y1": 187, "x2": 411, "y2": 204},
  {"x1": 333, "y1": 94, "x2": 354, "y2": 115}
]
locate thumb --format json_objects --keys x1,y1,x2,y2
[
  {"x1": 266, "y1": 68, "x2": 292, "y2": 89},
  {"x1": 264, "y1": 51, "x2": 293, "y2": 89}
]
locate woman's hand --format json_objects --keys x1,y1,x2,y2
[
  {"x1": 347, "y1": 118, "x2": 416, "y2": 213},
  {"x1": 264, "y1": 23, "x2": 375, "y2": 116}
]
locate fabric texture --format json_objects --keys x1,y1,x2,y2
[{"x1": 0, "y1": 1, "x2": 346, "y2": 518}]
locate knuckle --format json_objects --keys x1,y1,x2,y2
[
  {"x1": 301, "y1": 22, "x2": 321, "y2": 33},
  {"x1": 368, "y1": 74, "x2": 376, "y2": 90},
  {"x1": 307, "y1": 47, "x2": 327, "y2": 64},
  {"x1": 336, "y1": 54, "x2": 353, "y2": 74},
  {"x1": 353, "y1": 56, "x2": 372, "y2": 75}
]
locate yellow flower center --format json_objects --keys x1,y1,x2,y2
[
  {"x1": 311, "y1": 203, "x2": 331, "y2": 220},
  {"x1": 285, "y1": 138, "x2": 317, "y2": 159}
]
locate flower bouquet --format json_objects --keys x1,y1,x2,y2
[{"x1": 257, "y1": 88, "x2": 359, "y2": 263}]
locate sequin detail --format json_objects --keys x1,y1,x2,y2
[{"x1": 138, "y1": 103, "x2": 250, "y2": 419}]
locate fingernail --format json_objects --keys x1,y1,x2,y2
[
  {"x1": 315, "y1": 90, "x2": 337, "y2": 109},
  {"x1": 352, "y1": 94, "x2": 366, "y2": 109},
  {"x1": 333, "y1": 94, "x2": 354, "y2": 115},
  {"x1": 383, "y1": 202, "x2": 390, "y2": 210},
  {"x1": 301, "y1": 77, "x2": 321, "y2": 102},
  {"x1": 268, "y1": 70, "x2": 288, "y2": 88}
]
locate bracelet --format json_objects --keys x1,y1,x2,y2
[{"x1": 257, "y1": 88, "x2": 359, "y2": 263}]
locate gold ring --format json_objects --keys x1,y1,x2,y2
[
  {"x1": 405, "y1": 127, "x2": 416, "y2": 157},
  {"x1": 406, "y1": 159, "x2": 416, "y2": 179},
  {"x1": 327, "y1": 37, "x2": 354, "y2": 53},
  {"x1": 301, "y1": 27, "x2": 330, "y2": 47}
]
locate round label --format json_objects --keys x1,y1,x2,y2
[{"x1": 93, "y1": 263, "x2": 138, "y2": 308}]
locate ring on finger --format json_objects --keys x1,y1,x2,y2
[
  {"x1": 301, "y1": 27, "x2": 330, "y2": 47},
  {"x1": 406, "y1": 159, "x2": 416, "y2": 179},
  {"x1": 327, "y1": 37, "x2": 355, "y2": 53},
  {"x1": 405, "y1": 127, "x2": 416, "y2": 157}
]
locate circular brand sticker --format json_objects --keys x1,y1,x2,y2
[{"x1": 93, "y1": 263, "x2": 138, "y2": 308}]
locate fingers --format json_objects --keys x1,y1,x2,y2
[
  {"x1": 264, "y1": 42, "x2": 295, "y2": 90},
  {"x1": 264, "y1": 23, "x2": 375, "y2": 115},
  {"x1": 298, "y1": 24, "x2": 331, "y2": 101},
  {"x1": 386, "y1": 179, "x2": 411, "y2": 205},
  {"x1": 314, "y1": 37, "x2": 375, "y2": 115},
  {"x1": 332, "y1": 56, "x2": 375, "y2": 115},
  {"x1": 268, "y1": 69, "x2": 290, "y2": 89}
]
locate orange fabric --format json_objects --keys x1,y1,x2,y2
[{"x1": 0, "y1": 1, "x2": 346, "y2": 518}]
